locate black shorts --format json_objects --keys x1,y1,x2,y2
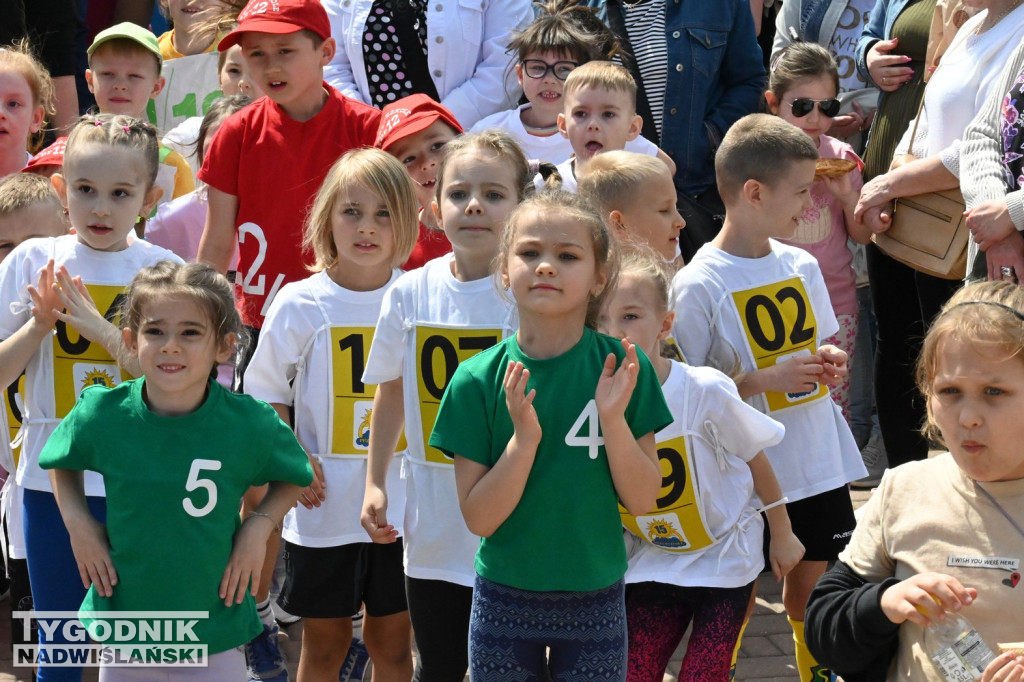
[
  {"x1": 762, "y1": 485, "x2": 856, "y2": 563},
  {"x1": 277, "y1": 540, "x2": 408, "y2": 619}
]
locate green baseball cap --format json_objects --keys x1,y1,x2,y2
[{"x1": 88, "y1": 22, "x2": 162, "y2": 65}]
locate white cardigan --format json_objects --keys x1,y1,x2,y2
[{"x1": 322, "y1": 0, "x2": 532, "y2": 129}]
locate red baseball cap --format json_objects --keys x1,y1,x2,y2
[
  {"x1": 22, "y1": 137, "x2": 67, "y2": 173},
  {"x1": 375, "y1": 94, "x2": 463, "y2": 151},
  {"x1": 218, "y1": 0, "x2": 331, "y2": 51}
]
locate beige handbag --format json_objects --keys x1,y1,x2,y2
[{"x1": 872, "y1": 92, "x2": 967, "y2": 280}]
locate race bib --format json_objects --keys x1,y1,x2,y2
[
  {"x1": 52, "y1": 285, "x2": 130, "y2": 419},
  {"x1": 730, "y1": 278, "x2": 827, "y2": 413},
  {"x1": 4, "y1": 374, "x2": 25, "y2": 466},
  {"x1": 330, "y1": 327, "x2": 405, "y2": 456},
  {"x1": 146, "y1": 52, "x2": 222, "y2": 132},
  {"x1": 415, "y1": 326, "x2": 500, "y2": 464},
  {"x1": 620, "y1": 436, "x2": 715, "y2": 553}
]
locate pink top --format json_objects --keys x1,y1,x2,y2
[
  {"x1": 146, "y1": 190, "x2": 238, "y2": 270},
  {"x1": 779, "y1": 135, "x2": 863, "y2": 317}
]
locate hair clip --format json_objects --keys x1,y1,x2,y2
[
  {"x1": 94, "y1": 120, "x2": 103, "y2": 126},
  {"x1": 947, "y1": 300, "x2": 1024, "y2": 322},
  {"x1": 122, "y1": 125, "x2": 130, "y2": 132}
]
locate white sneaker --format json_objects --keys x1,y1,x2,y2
[{"x1": 851, "y1": 432, "x2": 887, "y2": 489}]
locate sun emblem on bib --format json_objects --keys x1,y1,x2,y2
[
  {"x1": 356, "y1": 409, "x2": 372, "y2": 449},
  {"x1": 645, "y1": 517, "x2": 688, "y2": 550},
  {"x1": 81, "y1": 368, "x2": 117, "y2": 390}
]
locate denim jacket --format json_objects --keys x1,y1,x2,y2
[
  {"x1": 855, "y1": 0, "x2": 913, "y2": 84},
  {"x1": 596, "y1": 0, "x2": 765, "y2": 197}
]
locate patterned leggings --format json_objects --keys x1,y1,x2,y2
[
  {"x1": 469, "y1": 575, "x2": 627, "y2": 682},
  {"x1": 824, "y1": 312, "x2": 858, "y2": 424},
  {"x1": 625, "y1": 580, "x2": 754, "y2": 682}
]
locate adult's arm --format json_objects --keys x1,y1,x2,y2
[
  {"x1": 704, "y1": 0, "x2": 766, "y2": 145},
  {"x1": 805, "y1": 561, "x2": 902, "y2": 681},
  {"x1": 322, "y1": 0, "x2": 371, "y2": 103},
  {"x1": 771, "y1": 0, "x2": 801, "y2": 61}
]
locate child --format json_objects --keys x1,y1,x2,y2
[
  {"x1": 375, "y1": 94, "x2": 463, "y2": 270},
  {"x1": 806, "y1": 280, "x2": 1024, "y2": 682},
  {"x1": 243, "y1": 148, "x2": 419, "y2": 681},
  {"x1": 550, "y1": 60, "x2": 643, "y2": 192},
  {"x1": 0, "y1": 114, "x2": 180, "y2": 682},
  {"x1": 361, "y1": 130, "x2": 528, "y2": 682},
  {"x1": 765, "y1": 42, "x2": 872, "y2": 424},
  {"x1": 428, "y1": 190, "x2": 671, "y2": 681},
  {"x1": 86, "y1": 23, "x2": 196, "y2": 210},
  {"x1": 577, "y1": 150, "x2": 685, "y2": 264},
  {"x1": 198, "y1": 0, "x2": 381, "y2": 353},
  {"x1": 162, "y1": 43, "x2": 266, "y2": 174},
  {"x1": 469, "y1": 0, "x2": 660, "y2": 165},
  {"x1": 0, "y1": 173, "x2": 66, "y2": 262},
  {"x1": 157, "y1": 0, "x2": 237, "y2": 59},
  {"x1": 148, "y1": 95, "x2": 253, "y2": 262},
  {"x1": 40, "y1": 260, "x2": 313, "y2": 680},
  {"x1": 671, "y1": 114, "x2": 866, "y2": 682},
  {"x1": 0, "y1": 42, "x2": 53, "y2": 177},
  {"x1": 21, "y1": 136, "x2": 66, "y2": 178},
  {"x1": 597, "y1": 248, "x2": 803, "y2": 681}
]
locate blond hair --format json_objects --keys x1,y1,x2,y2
[
  {"x1": 917, "y1": 281, "x2": 1024, "y2": 444},
  {"x1": 303, "y1": 147, "x2": 419, "y2": 271},
  {"x1": 715, "y1": 113, "x2": 818, "y2": 201},
  {"x1": 577, "y1": 151, "x2": 669, "y2": 215},
  {"x1": 562, "y1": 60, "x2": 637, "y2": 108},
  {"x1": 435, "y1": 129, "x2": 533, "y2": 203},
  {"x1": 65, "y1": 114, "x2": 161, "y2": 186},
  {"x1": 0, "y1": 173, "x2": 62, "y2": 217},
  {"x1": 0, "y1": 40, "x2": 55, "y2": 151}
]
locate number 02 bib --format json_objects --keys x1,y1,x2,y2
[
  {"x1": 415, "y1": 325, "x2": 501, "y2": 465},
  {"x1": 52, "y1": 285, "x2": 130, "y2": 419},
  {"x1": 729, "y1": 277, "x2": 827, "y2": 414}
]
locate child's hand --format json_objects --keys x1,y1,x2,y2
[
  {"x1": 817, "y1": 344, "x2": 848, "y2": 387},
  {"x1": 504, "y1": 361, "x2": 541, "y2": 446},
  {"x1": 966, "y1": 198, "x2": 1016, "y2": 252},
  {"x1": 768, "y1": 529, "x2": 805, "y2": 582},
  {"x1": 766, "y1": 353, "x2": 824, "y2": 394},
  {"x1": 219, "y1": 517, "x2": 271, "y2": 606},
  {"x1": 879, "y1": 572, "x2": 977, "y2": 627},
  {"x1": 820, "y1": 169, "x2": 860, "y2": 205},
  {"x1": 361, "y1": 485, "x2": 398, "y2": 543},
  {"x1": 595, "y1": 339, "x2": 639, "y2": 419},
  {"x1": 863, "y1": 203, "x2": 893, "y2": 234},
  {"x1": 66, "y1": 515, "x2": 118, "y2": 598},
  {"x1": 52, "y1": 266, "x2": 109, "y2": 342},
  {"x1": 297, "y1": 452, "x2": 326, "y2": 509},
  {"x1": 982, "y1": 653, "x2": 1024, "y2": 682},
  {"x1": 26, "y1": 260, "x2": 64, "y2": 330}
]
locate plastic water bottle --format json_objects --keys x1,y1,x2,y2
[{"x1": 925, "y1": 612, "x2": 996, "y2": 682}]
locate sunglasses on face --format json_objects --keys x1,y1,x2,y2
[
  {"x1": 787, "y1": 97, "x2": 842, "y2": 118},
  {"x1": 521, "y1": 59, "x2": 578, "y2": 81}
]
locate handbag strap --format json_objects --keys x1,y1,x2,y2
[{"x1": 389, "y1": 0, "x2": 441, "y2": 103}]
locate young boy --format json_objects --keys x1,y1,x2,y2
[
  {"x1": 0, "y1": 172, "x2": 69, "y2": 669},
  {"x1": 552, "y1": 60, "x2": 642, "y2": 192},
  {"x1": 577, "y1": 150, "x2": 685, "y2": 264},
  {"x1": 374, "y1": 94, "x2": 462, "y2": 270},
  {"x1": 670, "y1": 114, "x2": 866, "y2": 682},
  {"x1": 86, "y1": 22, "x2": 195, "y2": 208},
  {"x1": 196, "y1": 2, "x2": 380, "y2": 679}
]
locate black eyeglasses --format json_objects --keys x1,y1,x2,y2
[
  {"x1": 787, "y1": 97, "x2": 841, "y2": 118},
  {"x1": 521, "y1": 59, "x2": 578, "y2": 81}
]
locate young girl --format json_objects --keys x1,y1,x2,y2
[
  {"x1": 148, "y1": 95, "x2": 253, "y2": 261},
  {"x1": 40, "y1": 260, "x2": 312, "y2": 680},
  {"x1": 469, "y1": 0, "x2": 661, "y2": 165},
  {"x1": 597, "y1": 248, "x2": 804, "y2": 681},
  {"x1": 765, "y1": 42, "x2": 872, "y2": 422},
  {"x1": 157, "y1": 0, "x2": 238, "y2": 59},
  {"x1": 361, "y1": 130, "x2": 529, "y2": 682},
  {"x1": 0, "y1": 42, "x2": 54, "y2": 177},
  {"x1": 243, "y1": 148, "x2": 419, "y2": 681},
  {"x1": 428, "y1": 190, "x2": 672, "y2": 681},
  {"x1": 806, "y1": 280, "x2": 1024, "y2": 682},
  {"x1": 0, "y1": 114, "x2": 181, "y2": 682}
]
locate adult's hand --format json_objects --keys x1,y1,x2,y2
[
  {"x1": 866, "y1": 38, "x2": 915, "y2": 91},
  {"x1": 828, "y1": 103, "x2": 875, "y2": 139},
  {"x1": 967, "y1": 198, "x2": 1016, "y2": 252},
  {"x1": 985, "y1": 231, "x2": 1024, "y2": 282},
  {"x1": 855, "y1": 173, "x2": 898, "y2": 222}
]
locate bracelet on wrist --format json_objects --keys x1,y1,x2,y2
[{"x1": 247, "y1": 511, "x2": 280, "y2": 532}]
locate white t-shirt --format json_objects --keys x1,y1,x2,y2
[
  {"x1": 535, "y1": 157, "x2": 579, "y2": 193},
  {"x1": 671, "y1": 241, "x2": 866, "y2": 502},
  {"x1": 362, "y1": 254, "x2": 517, "y2": 586},
  {"x1": 470, "y1": 103, "x2": 660, "y2": 164},
  {"x1": 0, "y1": 235, "x2": 182, "y2": 496},
  {"x1": 625, "y1": 361, "x2": 785, "y2": 588},
  {"x1": 244, "y1": 270, "x2": 407, "y2": 548}
]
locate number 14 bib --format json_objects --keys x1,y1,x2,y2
[{"x1": 730, "y1": 277, "x2": 827, "y2": 414}]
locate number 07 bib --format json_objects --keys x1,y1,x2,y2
[{"x1": 729, "y1": 277, "x2": 828, "y2": 414}]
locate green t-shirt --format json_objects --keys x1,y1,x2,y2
[
  {"x1": 39, "y1": 379, "x2": 313, "y2": 654},
  {"x1": 429, "y1": 328, "x2": 672, "y2": 591}
]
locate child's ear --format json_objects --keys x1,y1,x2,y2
[
  {"x1": 319, "y1": 37, "x2": 337, "y2": 66},
  {"x1": 141, "y1": 186, "x2": 165, "y2": 217},
  {"x1": 122, "y1": 327, "x2": 138, "y2": 355},
  {"x1": 764, "y1": 91, "x2": 780, "y2": 116},
  {"x1": 659, "y1": 310, "x2": 675, "y2": 342},
  {"x1": 557, "y1": 112, "x2": 568, "y2": 139},
  {"x1": 430, "y1": 199, "x2": 442, "y2": 227},
  {"x1": 608, "y1": 210, "x2": 629, "y2": 238},
  {"x1": 216, "y1": 332, "x2": 237, "y2": 364},
  {"x1": 590, "y1": 264, "x2": 609, "y2": 298},
  {"x1": 626, "y1": 113, "x2": 642, "y2": 141},
  {"x1": 29, "y1": 105, "x2": 45, "y2": 134},
  {"x1": 150, "y1": 76, "x2": 166, "y2": 99},
  {"x1": 514, "y1": 62, "x2": 525, "y2": 88},
  {"x1": 85, "y1": 69, "x2": 96, "y2": 94},
  {"x1": 51, "y1": 173, "x2": 69, "y2": 209},
  {"x1": 742, "y1": 178, "x2": 763, "y2": 206}
]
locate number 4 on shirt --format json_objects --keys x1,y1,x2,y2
[{"x1": 566, "y1": 400, "x2": 604, "y2": 459}]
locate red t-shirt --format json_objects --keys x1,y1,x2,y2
[
  {"x1": 402, "y1": 222, "x2": 452, "y2": 271},
  {"x1": 199, "y1": 85, "x2": 380, "y2": 327}
]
